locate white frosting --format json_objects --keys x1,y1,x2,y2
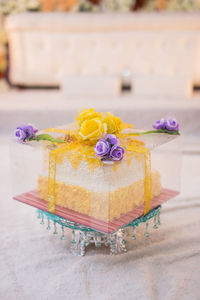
[{"x1": 55, "y1": 156, "x2": 145, "y2": 193}]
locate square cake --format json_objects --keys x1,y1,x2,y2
[
  {"x1": 37, "y1": 152, "x2": 162, "y2": 222},
  {"x1": 14, "y1": 109, "x2": 180, "y2": 230}
]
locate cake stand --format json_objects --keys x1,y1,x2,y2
[{"x1": 36, "y1": 206, "x2": 161, "y2": 256}]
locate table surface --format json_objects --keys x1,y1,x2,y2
[{"x1": 0, "y1": 136, "x2": 200, "y2": 300}]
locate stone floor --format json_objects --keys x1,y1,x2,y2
[{"x1": 0, "y1": 89, "x2": 200, "y2": 299}]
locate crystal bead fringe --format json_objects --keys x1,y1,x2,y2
[{"x1": 36, "y1": 205, "x2": 161, "y2": 256}]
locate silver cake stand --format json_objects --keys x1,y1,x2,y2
[{"x1": 36, "y1": 206, "x2": 161, "y2": 256}]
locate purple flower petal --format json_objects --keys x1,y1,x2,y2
[
  {"x1": 110, "y1": 145, "x2": 125, "y2": 161},
  {"x1": 165, "y1": 118, "x2": 179, "y2": 131},
  {"x1": 94, "y1": 139, "x2": 110, "y2": 157},
  {"x1": 105, "y1": 134, "x2": 119, "y2": 146},
  {"x1": 153, "y1": 118, "x2": 166, "y2": 130},
  {"x1": 15, "y1": 124, "x2": 38, "y2": 141},
  {"x1": 15, "y1": 128, "x2": 26, "y2": 141},
  {"x1": 25, "y1": 124, "x2": 38, "y2": 138}
]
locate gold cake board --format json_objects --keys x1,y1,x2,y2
[{"x1": 13, "y1": 189, "x2": 179, "y2": 233}]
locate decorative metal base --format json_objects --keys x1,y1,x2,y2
[{"x1": 37, "y1": 206, "x2": 161, "y2": 256}]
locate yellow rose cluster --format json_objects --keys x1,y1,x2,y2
[{"x1": 77, "y1": 108, "x2": 123, "y2": 141}]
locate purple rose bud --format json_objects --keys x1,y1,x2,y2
[
  {"x1": 105, "y1": 134, "x2": 119, "y2": 146},
  {"x1": 165, "y1": 118, "x2": 179, "y2": 131},
  {"x1": 15, "y1": 124, "x2": 38, "y2": 141},
  {"x1": 15, "y1": 128, "x2": 27, "y2": 141},
  {"x1": 25, "y1": 124, "x2": 38, "y2": 138},
  {"x1": 94, "y1": 139, "x2": 110, "y2": 157},
  {"x1": 110, "y1": 145, "x2": 125, "y2": 161},
  {"x1": 153, "y1": 118, "x2": 166, "y2": 130}
]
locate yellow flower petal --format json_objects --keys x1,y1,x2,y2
[
  {"x1": 77, "y1": 108, "x2": 101, "y2": 126},
  {"x1": 103, "y1": 112, "x2": 122, "y2": 134},
  {"x1": 79, "y1": 118, "x2": 105, "y2": 140}
]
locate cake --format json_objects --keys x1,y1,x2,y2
[
  {"x1": 15, "y1": 109, "x2": 180, "y2": 227},
  {"x1": 37, "y1": 154, "x2": 162, "y2": 222}
]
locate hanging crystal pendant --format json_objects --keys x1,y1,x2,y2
[
  {"x1": 37, "y1": 210, "x2": 41, "y2": 219},
  {"x1": 40, "y1": 213, "x2": 44, "y2": 225},
  {"x1": 110, "y1": 235, "x2": 118, "y2": 255},
  {"x1": 84, "y1": 232, "x2": 89, "y2": 247},
  {"x1": 79, "y1": 236, "x2": 86, "y2": 256},
  {"x1": 144, "y1": 222, "x2": 149, "y2": 237},
  {"x1": 46, "y1": 218, "x2": 51, "y2": 230},
  {"x1": 117, "y1": 229, "x2": 127, "y2": 253},
  {"x1": 132, "y1": 225, "x2": 136, "y2": 240},
  {"x1": 60, "y1": 225, "x2": 66, "y2": 240},
  {"x1": 95, "y1": 232, "x2": 102, "y2": 247},
  {"x1": 71, "y1": 229, "x2": 76, "y2": 244},
  {"x1": 153, "y1": 216, "x2": 158, "y2": 229},
  {"x1": 53, "y1": 221, "x2": 58, "y2": 234},
  {"x1": 157, "y1": 212, "x2": 161, "y2": 226}
]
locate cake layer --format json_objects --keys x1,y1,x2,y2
[
  {"x1": 38, "y1": 170, "x2": 161, "y2": 221},
  {"x1": 45, "y1": 155, "x2": 146, "y2": 193}
]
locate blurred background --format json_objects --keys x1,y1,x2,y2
[
  {"x1": 0, "y1": 0, "x2": 200, "y2": 138},
  {"x1": 0, "y1": 1, "x2": 200, "y2": 176}
]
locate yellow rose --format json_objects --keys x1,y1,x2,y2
[
  {"x1": 79, "y1": 118, "x2": 105, "y2": 140},
  {"x1": 103, "y1": 112, "x2": 122, "y2": 134},
  {"x1": 77, "y1": 108, "x2": 101, "y2": 126}
]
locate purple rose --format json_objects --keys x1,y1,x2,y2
[
  {"x1": 153, "y1": 118, "x2": 166, "y2": 130},
  {"x1": 165, "y1": 118, "x2": 179, "y2": 131},
  {"x1": 110, "y1": 145, "x2": 125, "y2": 161},
  {"x1": 95, "y1": 135, "x2": 125, "y2": 162},
  {"x1": 153, "y1": 117, "x2": 179, "y2": 132},
  {"x1": 15, "y1": 124, "x2": 38, "y2": 141},
  {"x1": 105, "y1": 134, "x2": 119, "y2": 146},
  {"x1": 94, "y1": 139, "x2": 110, "y2": 157}
]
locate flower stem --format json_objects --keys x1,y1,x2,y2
[
  {"x1": 128, "y1": 130, "x2": 180, "y2": 136},
  {"x1": 33, "y1": 134, "x2": 66, "y2": 144}
]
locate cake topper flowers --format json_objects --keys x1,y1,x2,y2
[
  {"x1": 79, "y1": 118, "x2": 105, "y2": 141},
  {"x1": 77, "y1": 109, "x2": 123, "y2": 141},
  {"x1": 94, "y1": 134, "x2": 124, "y2": 163},
  {"x1": 15, "y1": 124, "x2": 38, "y2": 142},
  {"x1": 127, "y1": 117, "x2": 180, "y2": 137},
  {"x1": 153, "y1": 117, "x2": 179, "y2": 133},
  {"x1": 110, "y1": 144, "x2": 125, "y2": 162},
  {"x1": 15, "y1": 110, "x2": 180, "y2": 167},
  {"x1": 15, "y1": 124, "x2": 65, "y2": 144}
]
